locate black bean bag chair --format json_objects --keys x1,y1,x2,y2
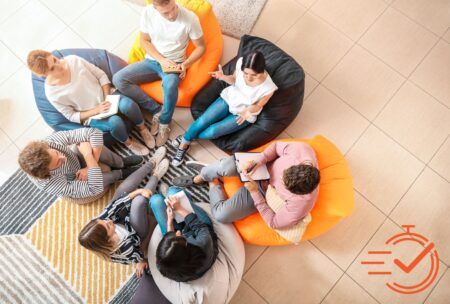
[
  {"x1": 31, "y1": 48, "x2": 131, "y2": 146},
  {"x1": 191, "y1": 35, "x2": 305, "y2": 153}
]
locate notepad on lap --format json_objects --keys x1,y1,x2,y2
[
  {"x1": 234, "y1": 152, "x2": 270, "y2": 182},
  {"x1": 87, "y1": 95, "x2": 120, "y2": 123},
  {"x1": 169, "y1": 190, "x2": 195, "y2": 223}
]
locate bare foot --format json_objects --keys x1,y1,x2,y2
[{"x1": 193, "y1": 175, "x2": 205, "y2": 184}]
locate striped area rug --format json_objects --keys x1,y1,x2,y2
[{"x1": 0, "y1": 235, "x2": 83, "y2": 303}]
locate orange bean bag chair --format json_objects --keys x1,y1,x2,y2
[
  {"x1": 222, "y1": 135, "x2": 355, "y2": 246},
  {"x1": 128, "y1": 0, "x2": 223, "y2": 107}
]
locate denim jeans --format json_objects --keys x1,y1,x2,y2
[
  {"x1": 89, "y1": 95, "x2": 143, "y2": 143},
  {"x1": 112, "y1": 59, "x2": 180, "y2": 125},
  {"x1": 183, "y1": 97, "x2": 250, "y2": 142},
  {"x1": 149, "y1": 186, "x2": 212, "y2": 235}
]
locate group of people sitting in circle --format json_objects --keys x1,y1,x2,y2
[{"x1": 17, "y1": 0, "x2": 321, "y2": 298}]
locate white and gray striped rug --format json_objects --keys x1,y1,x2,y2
[{"x1": 0, "y1": 127, "x2": 213, "y2": 303}]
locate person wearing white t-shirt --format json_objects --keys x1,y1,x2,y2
[
  {"x1": 113, "y1": 0, "x2": 206, "y2": 147},
  {"x1": 171, "y1": 52, "x2": 278, "y2": 166}
]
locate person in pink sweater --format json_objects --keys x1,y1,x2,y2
[{"x1": 173, "y1": 142, "x2": 320, "y2": 229}]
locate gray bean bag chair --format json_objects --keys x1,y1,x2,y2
[
  {"x1": 31, "y1": 48, "x2": 131, "y2": 146},
  {"x1": 147, "y1": 203, "x2": 245, "y2": 304},
  {"x1": 191, "y1": 35, "x2": 305, "y2": 153}
]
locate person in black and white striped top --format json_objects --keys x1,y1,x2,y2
[
  {"x1": 18, "y1": 128, "x2": 143, "y2": 200},
  {"x1": 78, "y1": 147, "x2": 168, "y2": 275}
]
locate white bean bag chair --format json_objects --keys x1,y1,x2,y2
[{"x1": 148, "y1": 203, "x2": 245, "y2": 304}]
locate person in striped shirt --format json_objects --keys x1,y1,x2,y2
[
  {"x1": 78, "y1": 150, "x2": 170, "y2": 302},
  {"x1": 18, "y1": 128, "x2": 143, "y2": 200}
]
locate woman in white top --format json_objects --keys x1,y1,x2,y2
[
  {"x1": 27, "y1": 50, "x2": 155, "y2": 156},
  {"x1": 171, "y1": 52, "x2": 278, "y2": 166}
]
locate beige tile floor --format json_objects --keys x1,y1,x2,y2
[{"x1": 0, "y1": 0, "x2": 449, "y2": 303}]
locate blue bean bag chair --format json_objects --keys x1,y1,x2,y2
[
  {"x1": 191, "y1": 35, "x2": 305, "y2": 153},
  {"x1": 31, "y1": 48, "x2": 130, "y2": 146}
]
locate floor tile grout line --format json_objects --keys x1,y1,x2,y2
[
  {"x1": 423, "y1": 267, "x2": 449, "y2": 303},
  {"x1": 0, "y1": 0, "x2": 31, "y2": 28},
  {"x1": 242, "y1": 278, "x2": 270, "y2": 303},
  {"x1": 243, "y1": 246, "x2": 269, "y2": 276},
  {"x1": 407, "y1": 75, "x2": 450, "y2": 110},
  {"x1": 273, "y1": 5, "x2": 309, "y2": 44},
  {"x1": 345, "y1": 273, "x2": 383, "y2": 304},
  {"x1": 318, "y1": 272, "x2": 345, "y2": 304},
  {"x1": 388, "y1": 4, "x2": 442, "y2": 40}
]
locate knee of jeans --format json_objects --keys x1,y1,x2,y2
[
  {"x1": 162, "y1": 75, "x2": 180, "y2": 89},
  {"x1": 167, "y1": 186, "x2": 182, "y2": 197},
  {"x1": 119, "y1": 97, "x2": 142, "y2": 120},
  {"x1": 150, "y1": 194, "x2": 165, "y2": 210},
  {"x1": 108, "y1": 116, "x2": 126, "y2": 132},
  {"x1": 112, "y1": 72, "x2": 126, "y2": 88}
]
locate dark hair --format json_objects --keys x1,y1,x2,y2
[
  {"x1": 156, "y1": 232, "x2": 206, "y2": 282},
  {"x1": 241, "y1": 51, "x2": 266, "y2": 74},
  {"x1": 78, "y1": 219, "x2": 116, "y2": 261},
  {"x1": 283, "y1": 163, "x2": 320, "y2": 195}
]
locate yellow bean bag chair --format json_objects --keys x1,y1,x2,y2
[
  {"x1": 223, "y1": 136, "x2": 355, "y2": 246},
  {"x1": 128, "y1": 0, "x2": 223, "y2": 108}
]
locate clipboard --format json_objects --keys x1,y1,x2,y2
[
  {"x1": 87, "y1": 95, "x2": 120, "y2": 124},
  {"x1": 234, "y1": 152, "x2": 270, "y2": 182}
]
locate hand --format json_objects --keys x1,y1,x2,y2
[
  {"x1": 244, "y1": 175, "x2": 259, "y2": 193},
  {"x1": 77, "y1": 142, "x2": 93, "y2": 157},
  {"x1": 208, "y1": 64, "x2": 224, "y2": 80},
  {"x1": 165, "y1": 196, "x2": 181, "y2": 211},
  {"x1": 242, "y1": 160, "x2": 258, "y2": 176},
  {"x1": 236, "y1": 109, "x2": 251, "y2": 125},
  {"x1": 140, "y1": 189, "x2": 153, "y2": 199},
  {"x1": 76, "y1": 168, "x2": 89, "y2": 181},
  {"x1": 178, "y1": 62, "x2": 187, "y2": 79},
  {"x1": 166, "y1": 206, "x2": 174, "y2": 221},
  {"x1": 95, "y1": 101, "x2": 111, "y2": 114},
  {"x1": 135, "y1": 261, "x2": 148, "y2": 278},
  {"x1": 159, "y1": 57, "x2": 177, "y2": 70}
]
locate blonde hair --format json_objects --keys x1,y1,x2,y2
[
  {"x1": 78, "y1": 219, "x2": 118, "y2": 261},
  {"x1": 27, "y1": 50, "x2": 52, "y2": 76},
  {"x1": 18, "y1": 141, "x2": 52, "y2": 179}
]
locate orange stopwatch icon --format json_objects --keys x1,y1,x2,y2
[{"x1": 361, "y1": 225, "x2": 440, "y2": 294}]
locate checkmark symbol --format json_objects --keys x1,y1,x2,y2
[{"x1": 394, "y1": 243, "x2": 435, "y2": 273}]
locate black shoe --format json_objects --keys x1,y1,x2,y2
[
  {"x1": 171, "y1": 135, "x2": 183, "y2": 148},
  {"x1": 171, "y1": 147, "x2": 188, "y2": 167},
  {"x1": 185, "y1": 160, "x2": 207, "y2": 172},
  {"x1": 122, "y1": 155, "x2": 144, "y2": 167},
  {"x1": 120, "y1": 166, "x2": 139, "y2": 180}
]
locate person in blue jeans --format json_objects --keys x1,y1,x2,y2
[
  {"x1": 27, "y1": 50, "x2": 153, "y2": 156},
  {"x1": 150, "y1": 186, "x2": 218, "y2": 282},
  {"x1": 171, "y1": 52, "x2": 278, "y2": 166},
  {"x1": 113, "y1": 0, "x2": 206, "y2": 147}
]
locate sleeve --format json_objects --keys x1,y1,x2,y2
[
  {"x1": 78, "y1": 57, "x2": 110, "y2": 87},
  {"x1": 139, "y1": 8, "x2": 150, "y2": 34},
  {"x1": 252, "y1": 192, "x2": 308, "y2": 229},
  {"x1": 44, "y1": 168, "x2": 104, "y2": 199},
  {"x1": 50, "y1": 98, "x2": 82, "y2": 124},
  {"x1": 98, "y1": 194, "x2": 133, "y2": 221},
  {"x1": 45, "y1": 128, "x2": 103, "y2": 148},
  {"x1": 188, "y1": 12, "x2": 203, "y2": 40},
  {"x1": 256, "y1": 142, "x2": 287, "y2": 165},
  {"x1": 184, "y1": 213, "x2": 212, "y2": 250}
]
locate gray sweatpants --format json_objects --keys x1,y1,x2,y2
[
  {"x1": 200, "y1": 156, "x2": 257, "y2": 223},
  {"x1": 73, "y1": 145, "x2": 124, "y2": 188}
]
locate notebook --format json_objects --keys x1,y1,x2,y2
[
  {"x1": 234, "y1": 152, "x2": 270, "y2": 182},
  {"x1": 87, "y1": 95, "x2": 120, "y2": 123},
  {"x1": 168, "y1": 190, "x2": 195, "y2": 223}
]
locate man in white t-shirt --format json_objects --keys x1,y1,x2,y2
[{"x1": 113, "y1": 0, "x2": 206, "y2": 146}]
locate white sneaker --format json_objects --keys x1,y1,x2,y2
[
  {"x1": 127, "y1": 139, "x2": 149, "y2": 156},
  {"x1": 158, "y1": 182, "x2": 169, "y2": 196},
  {"x1": 150, "y1": 112, "x2": 161, "y2": 136},
  {"x1": 156, "y1": 124, "x2": 171, "y2": 147},
  {"x1": 140, "y1": 127, "x2": 155, "y2": 149},
  {"x1": 154, "y1": 158, "x2": 169, "y2": 180},
  {"x1": 149, "y1": 146, "x2": 167, "y2": 166}
]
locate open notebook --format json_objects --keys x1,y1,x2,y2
[
  {"x1": 169, "y1": 190, "x2": 195, "y2": 223},
  {"x1": 234, "y1": 152, "x2": 270, "y2": 182},
  {"x1": 86, "y1": 95, "x2": 120, "y2": 124}
]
